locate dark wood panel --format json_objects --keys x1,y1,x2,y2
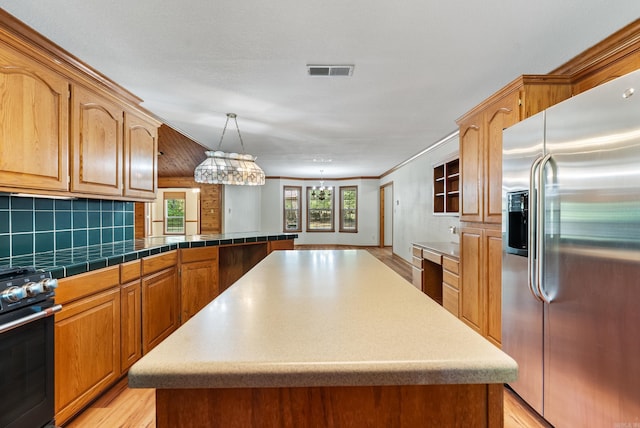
[
  {"x1": 218, "y1": 243, "x2": 268, "y2": 291},
  {"x1": 156, "y1": 384, "x2": 503, "y2": 428},
  {"x1": 157, "y1": 124, "x2": 208, "y2": 178}
]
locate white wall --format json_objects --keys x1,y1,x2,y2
[
  {"x1": 224, "y1": 185, "x2": 262, "y2": 233},
  {"x1": 260, "y1": 178, "x2": 379, "y2": 246},
  {"x1": 380, "y1": 132, "x2": 461, "y2": 262}
]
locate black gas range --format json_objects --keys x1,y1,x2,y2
[{"x1": 0, "y1": 266, "x2": 61, "y2": 428}]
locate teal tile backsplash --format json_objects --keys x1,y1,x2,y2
[{"x1": 0, "y1": 195, "x2": 135, "y2": 258}]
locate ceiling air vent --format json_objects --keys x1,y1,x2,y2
[{"x1": 307, "y1": 64, "x2": 354, "y2": 77}]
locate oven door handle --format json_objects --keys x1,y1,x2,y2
[{"x1": 0, "y1": 304, "x2": 62, "y2": 334}]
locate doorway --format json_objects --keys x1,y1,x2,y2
[{"x1": 379, "y1": 182, "x2": 393, "y2": 249}]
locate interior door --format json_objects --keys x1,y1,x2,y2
[{"x1": 384, "y1": 184, "x2": 393, "y2": 247}]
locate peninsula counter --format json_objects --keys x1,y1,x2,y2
[{"x1": 129, "y1": 250, "x2": 517, "y2": 427}]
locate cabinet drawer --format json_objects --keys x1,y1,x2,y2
[
  {"x1": 422, "y1": 249, "x2": 442, "y2": 265},
  {"x1": 442, "y1": 283, "x2": 459, "y2": 317},
  {"x1": 443, "y1": 269, "x2": 459, "y2": 290},
  {"x1": 180, "y1": 246, "x2": 219, "y2": 263},
  {"x1": 442, "y1": 256, "x2": 459, "y2": 274},
  {"x1": 56, "y1": 266, "x2": 120, "y2": 305},
  {"x1": 142, "y1": 250, "x2": 178, "y2": 276},
  {"x1": 411, "y1": 266, "x2": 423, "y2": 290},
  {"x1": 412, "y1": 246, "x2": 423, "y2": 257},
  {"x1": 120, "y1": 259, "x2": 141, "y2": 283},
  {"x1": 411, "y1": 256, "x2": 423, "y2": 268}
]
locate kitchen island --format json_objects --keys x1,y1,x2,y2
[{"x1": 129, "y1": 250, "x2": 517, "y2": 427}]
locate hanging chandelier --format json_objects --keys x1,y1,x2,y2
[
  {"x1": 311, "y1": 170, "x2": 331, "y2": 201},
  {"x1": 194, "y1": 113, "x2": 265, "y2": 186}
]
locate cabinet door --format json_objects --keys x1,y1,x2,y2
[
  {"x1": 483, "y1": 93, "x2": 520, "y2": 223},
  {"x1": 121, "y1": 279, "x2": 142, "y2": 373},
  {"x1": 460, "y1": 226, "x2": 484, "y2": 335},
  {"x1": 55, "y1": 287, "x2": 120, "y2": 425},
  {"x1": 459, "y1": 118, "x2": 483, "y2": 222},
  {"x1": 70, "y1": 85, "x2": 124, "y2": 196},
  {"x1": 124, "y1": 111, "x2": 158, "y2": 199},
  {"x1": 142, "y1": 267, "x2": 179, "y2": 353},
  {"x1": 0, "y1": 45, "x2": 69, "y2": 192},
  {"x1": 485, "y1": 228, "x2": 503, "y2": 347},
  {"x1": 181, "y1": 260, "x2": 219, "y2": 323}
]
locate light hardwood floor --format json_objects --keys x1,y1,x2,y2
[{"x1": 64, "y1": 246, "x2": 549, "y2": 428}]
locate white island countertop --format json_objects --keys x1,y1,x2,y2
[{"x1": 128, "y1": 250, "x2": 517, "y2": 389}]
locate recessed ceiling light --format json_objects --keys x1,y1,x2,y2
[{"x1": 307, "y1": 65, "x2": 354, "y2": 77}]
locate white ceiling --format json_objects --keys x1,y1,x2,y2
[{"x1": 2, "y1": 2, "x2": 639, "y2": 178}]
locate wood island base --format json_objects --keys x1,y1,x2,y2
[{"x1": 156, "y1": 383, "x2": 503, "y2": 428}]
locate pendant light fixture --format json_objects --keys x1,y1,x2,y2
[
  {"x1": 194, "y1": 113, "x2": 265, "y2": 186},
  {"x1": 311, "y1": 170, "x2": 331, "y2": 201}
]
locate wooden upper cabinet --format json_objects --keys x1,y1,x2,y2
[
  {"x1": 459, "y1": 116, "x2": 483, "y2": 222},
  {"x1": 457, "y1": 76, "x2": 572, "y2": 224},
  {"x1": 459, "y1": 92, "x2": 520, "y2": 224},
  {"x1": 0, "y1": 29, "x2": 160, "y2": 200},
  {"x1": 124, "y1": 111, "x2": 158, "y2": 200},
  {"x1": 0, "y1": 44, "x2": 69, "y2": 192},
  {"x1": 70, "y1": 85, "x2": 124, "y2": 196},
  {"x1": 483, "y1": 93, "x2": 520, "y2": 223}
]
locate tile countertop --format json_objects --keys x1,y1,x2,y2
[
  {"x1": 413, "y1": 241, "x2": 460, "y2": 260},
  {"x1": 128, "y1": 250, "x2": 517, "y2": 389},
  {"x1": 0, "y1": 232, "x2": 298, "y2": 279}
]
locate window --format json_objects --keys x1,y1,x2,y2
[
  {"x1": 283, "y1": 186, "x2": 302, "y2": 232},
  {"x1": 307, "y1": 186, "x2": 334, "y2": 232},
  {"x1": 164, "y1": 192, "x2": 186, "y2": 234},
  {"x1": 339, "y1": 186, "x2": 358, "y2": 232}
]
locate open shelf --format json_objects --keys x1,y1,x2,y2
[{"x1": 434, "y1": 158, "x2": 459, "y2": 215}]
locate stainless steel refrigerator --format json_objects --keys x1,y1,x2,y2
[{"x1": 502, "y1": 69, "x2": 640, "y2": 427}]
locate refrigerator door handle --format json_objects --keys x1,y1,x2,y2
[
  {"x1": 536, "y1": 153, "x2": 553, "y2": 304},
  {"x1": 528, "y1": 155, "x2": 544, "y2": 302}
]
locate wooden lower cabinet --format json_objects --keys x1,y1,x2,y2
[
  {"x1": 54, "y1": 287, "x2": 121, "y2": 426},
  {"x1": 180, "y1": 247, "x2": 219, "y2": 323},
  {"x1": 121, "y1": 279, "x2": 142, "y2": 373},
  {"x1": 485, "y1": 228, "x2": 502, "y2": 347},
  {"x1": 52, "y1": 241, "x2": 293, "y2": 423},
  {"x1": 142, "y1": 266, "x2": 179, "y2": 353},
  {"x1": 411, "y1": 245, "x2": 423, "y2": 290},
  {"x1": 442, "y1": 256, "x2": 460, "y2": 317},
  {"x1": 460, "y1": 226, "x2": 484, "y2": 335},
  {"x1": 460, "y1": 224, "x2": 502, "y2": 346}
]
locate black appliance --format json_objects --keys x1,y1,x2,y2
[
  {"x1": 0, "y1": 266, "x2": 61, "y2": 428},
  {"x1": 505, "y1": 190, "x2": 528, "y2": 256}
]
